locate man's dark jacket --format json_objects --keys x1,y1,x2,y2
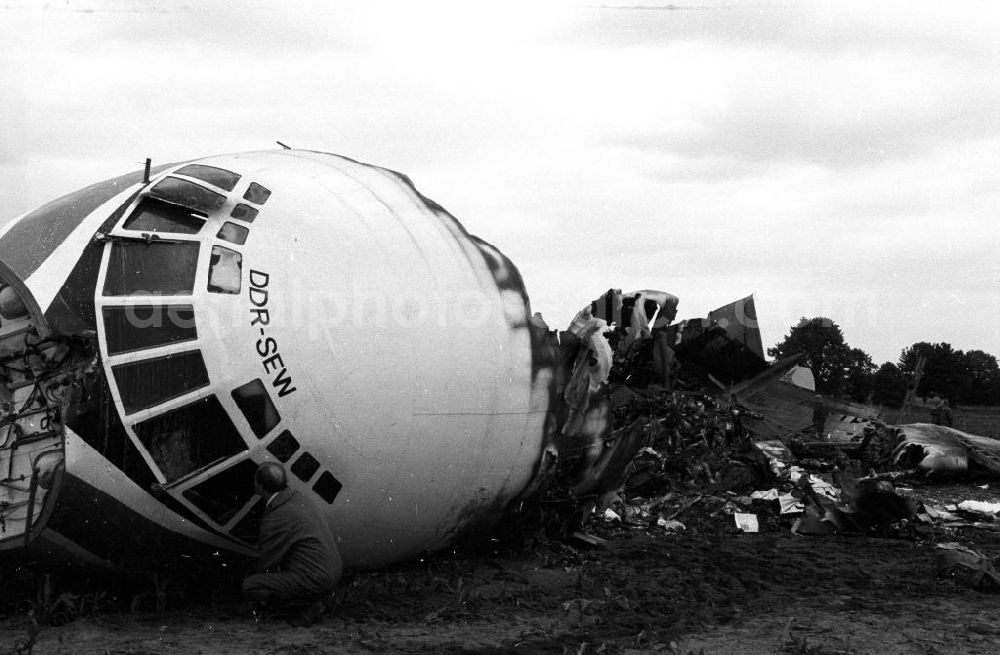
[{"x1": 243, "y1": 487, "x2": 342, "y2": 601}]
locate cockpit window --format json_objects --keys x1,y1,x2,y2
[
  {"x1": 216, "y1": 222, "x2": 249, "y2": 245},
  {"x1": 290, "y1": 452, "x2": 320, "y2": 481},
  {"x1": 182, "y1": 458, "x2": 257, "y2": 523},
  {"x1": 103, "y1": 241, "x2": 199, "y2": 296},
  {"x1": 266, "y1": 430, "x2": 300, "y2": 462},
  {"x1": 174, "y1": 164, "x2": 241, "y2": 192},
  {"x1": 150, "y1": 177, "x2": 226, "y2": 214},
  {"x1": 230, "y1": 204, "x2": 258, "y2": 222},
  {"x1": 133, "y1": 395, "x2": 246, "y2": 482},
  {"x1": 231, "y1": 379, "x2": 280, "y2": 438},
  {"x1": 122, "y1": 198, "x2": 205, "y2": 235},
  {"x1": 243, "y1": 182, "x2": 271, "y2": 205},
  {"x1": 313, "y1": 471, "x2": 343, "y2": 504},
  {"x1": 207, "y1": 245, "x2": 242, "y2": 294},
  {"x1": 112, "y1": 350, "x2": 210, "y2": 414},
  {"x1": 103, "y1": 305, "x2": 198, "y2": 356}
]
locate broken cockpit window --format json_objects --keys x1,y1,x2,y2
[
  {"x1": 216, "y1": 222, "x2": 249, "y2": 245},
  {"x1": 112, "y1": 350, "x2": 210, "y2": 414},
  {"x1": 207, "y1": 245, "x2": 242, "y2": 294},
  {"x1": 231, "y1": 378, "x2": 280, "y2": 438},
  {"x1": 133, "y1": 395, "x2": 246, "y2": 482},
  {"x1": 122, "y1": 198, "x2": 206, "y2": 235},
  {"x1": 103, "y1": 241, "x2": 199, "y2": 296},
  {"x1": 149, "y1": 177, "x2": 227, "y2": 214},
  {"x1": 174, "y1": 164, "x2": 241, "y2": 192},
  {"x1": 181, "y1": 458, "x2": 257, "y2": 523}
]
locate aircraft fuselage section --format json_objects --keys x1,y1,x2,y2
[{"x1": 0, "y1": 150, "x2": 555, "y2": 572}]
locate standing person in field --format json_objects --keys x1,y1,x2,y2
[
  {"x1": 242, "y1": 462, "x2": 342, "y2": 626},
  {"x1": 939, "y1": 397, "x2": 954, "y2": 427},
  {"x1": 812, "y1": 394, "x2": 828, "y2": 438},
  {"x1": 929, "y1": 392, "x2": 945, "y2": 425}
]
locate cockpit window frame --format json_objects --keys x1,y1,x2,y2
[
  {"x1": 132, "y1": 393, "x2": 248, "y2": 484},
  {"x1": 122, "y1": 197, "x2": 207, "y2": 235},
  {"x1": 102, "y1": 240, "x2": 201, "y2": 297},
  {"x1": 94, "y1": 162, "x2": 298, "y2": 541},
  {"x1": 180, "y1": 456, "x2": 259, "y2": 525},
  {"x1": 174, "y1": 164, "x2": 242, "y2": 192},
  {"x1": 149, "y1": 176, "x2": 227, "y2": 214}
]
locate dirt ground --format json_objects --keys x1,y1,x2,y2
[{"x1": 3, "y1": 482, "x2": 1000, "y2": 655}]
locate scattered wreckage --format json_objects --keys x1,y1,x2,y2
[
  {"x1": 529, "y1": 287, "x2": 1000, "y2": 581},
  {"x1": 1, "y1": 148, "x2": 998, "y2": 583},
  {"x1": 893, "y1": 423, "x2": 1000, "y2": 477}
]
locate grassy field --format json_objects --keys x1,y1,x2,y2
[{"x1": 879, "y1": 404, "x2": 1000, "y2": 439}]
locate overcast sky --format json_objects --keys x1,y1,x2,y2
[{"x1": 2, "y1": 0, "x2": 998, "y2": 365}]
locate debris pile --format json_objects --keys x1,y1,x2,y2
[
  {"x1": 935, "y1": 543, "x2": 1000, "y2": 591},
  {"x1": 892, "y1": 423, "x2": 1000, "y2": 477},
  {"x1": 523, "y1": 286, "x2": 1000, "y2": 566}
]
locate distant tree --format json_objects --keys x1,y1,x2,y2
[
  {"x1": 871, "y1": 362, "x2": 908, "y2": 408},
  {"x1": 959, "y1": 350, "x2": 1000, "y2": 406},
  {"x1": 768, "y1": 317, "x2": 853, "y2": 396},
  {"x1": 897, "y1": 342, "x2": 1000, "y2": 406},
  {"x1": 899, "y1": 342, "x2": 967, "y2": 405},
  {"x1": 844, "y1": 347, "x2": 876, "y2": 403}
]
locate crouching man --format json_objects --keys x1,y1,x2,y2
[{"x1": 242, "y1": 462, "x2": 343, "y2": 626}]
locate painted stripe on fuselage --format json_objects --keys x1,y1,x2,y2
[
  {"x1": 63, "y1": 427, "x2": 253, "y2": 556},
  {"x1": 41, "y1": 196, "x2": 139, "y2": 335},
  {"x1": 26, "y1": 185, "x2": 143, "y2": 312},
  {"x1": 47, "y1": 472, "x2": 252, "y2": 574},
  {"x1": 39, "y1": 529, "x2": 115, "y2": 569},
  {"x1": 0, "y1": 169, "x2": 148, "y2": 280}
]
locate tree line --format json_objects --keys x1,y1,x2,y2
[{"x1": 767, "y1": 317, "x2": 1000, "y2": 408}]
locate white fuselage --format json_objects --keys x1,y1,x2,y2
[{"x1": 0, "y1": 150, "x2": 555, "y2": 570}]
